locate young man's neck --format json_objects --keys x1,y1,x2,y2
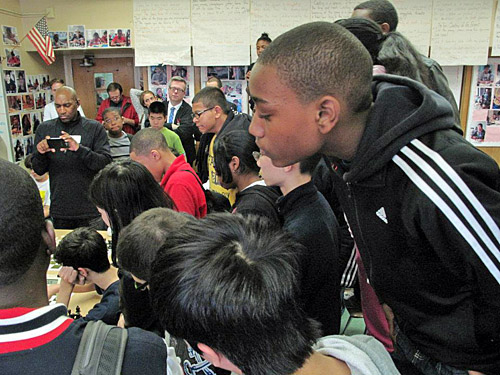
[
  {"x1": 108, "y1": 130, "x2": 124, "y2": 139},
  {"x1": 294, "y1": 352, "x2": 351, "y2": 375},
  {"x1": 0, "y1": 256, "x2": 49, "y2": 309},
  {"x1": 170, "y1": 99, "x2": 182, "y2": 107},
  {"x1": 214, "y1": 113, "x2": 228, "y2": 135},
  {"x1": 279, "y1": 172, "x2": 311, "y2": 196},
  {"x1": 325, "y1": 106, "x2": 370, "y2": 161},
  {"x1": 88, "y1": 267, "x2": 119, "y2": 291},
  {"x1": 35, "y1": 174, "x2": 49, "y2": 183},
  {"x1": 236, "y1": 174, "x2": 261, "y2": 192},
  {"x1": 163, "y1": 150, "x2": 177, "y2": 172}
]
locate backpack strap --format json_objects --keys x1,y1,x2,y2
[
  {"x1": 181, "y1": 168, "x2": 203, "y2": 188},
  {"x1": 181, "y1": 169, "x2": 231, "y2": 213},
  {"x1": 71, "y1": 320, "x2": 128, "y2": 375}
]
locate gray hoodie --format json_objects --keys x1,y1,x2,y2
[{"x1": 314, "y1": 335, "x2": 400, "y2": 375}]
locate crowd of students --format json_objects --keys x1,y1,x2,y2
[{"x1": 1, "y1": 1, "x2": 499, "y2": 374}]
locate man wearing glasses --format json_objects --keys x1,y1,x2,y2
[
  {"x1": 163, "y1": 76, "x2": 200, "y2": 165},
  {"x1": 191, "y1": 86, "x2": 251, "y2": 205}
]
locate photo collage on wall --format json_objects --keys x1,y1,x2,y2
[
  {"x1": 2, "y1": 25, "x2": 21, "y2": 68},
  {"x1": 4, "y1": 69, "x2": 49, "y2": 163},
  {"x1": 204, "y1": 66, "x2": 248, "y2": 113},
  {"x1": 468, "y1": 59, "x2": 500, "y2": 146},
  {"x1": 149, "y1": 65, "x2": 194, "y2": 103},
  {"x1": 2, "y1": 24, "x2": 51, "y2": 163},
  {"x1": 50, "y1": 26, "x2": 131, "y2": 50}
]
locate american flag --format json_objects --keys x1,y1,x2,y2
[{"x1": 27, "y1": 17, "x2": 55, "y2": 65}]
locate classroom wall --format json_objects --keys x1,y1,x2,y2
[
  {"x1": 0, "y1": 1, "x2": 64, "y2": 76},
  {"x1": 19, "y1": 0, "x2": 134, "y2": 44},
  {"x1": 17, "y1": 0, "x2": 132, "y2": 76}
]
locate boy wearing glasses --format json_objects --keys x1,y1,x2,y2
[
  {"x1": 102, "y1": 107, "x2": 131, "y2": 161},
  {"x1": 54, "y1": 227, "x2": 120, "y2": 325},
  {"x1": 191, "y1": 86, "x2": 251, "y2": 205},
  {"x1": 96, "y1": 82, "x2": 140, "y2": 135}
]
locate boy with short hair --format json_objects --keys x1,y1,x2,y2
[
  {"x1": 148, "y1": 101, "x2": 185, "y2": 157},
  {"x1": 102, "y1": 107, "x2": 132, "y2": 161},
  {"x1": 150, "y1": 213, "x2": 399, "y2": 375},
  {"x1": 54, "y1": 227, "x2": 120, "y2": 325},
  {"x1": 130, "y1": 129, "x2": 207, "y2": 218}
]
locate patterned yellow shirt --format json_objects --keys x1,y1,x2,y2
[{"x1": 208, "y1": 134, "x2": 237, "y2": 206}]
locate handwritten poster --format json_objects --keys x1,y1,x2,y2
[
  {"x1": 250, "y1": 0, "x2": 311, "y2": 61},
  {"x1": 192, "y1": 0, "x2": 250, "y2": 66},
  {"x1": 133, "y1": 0, "x2": 191, "y2": 66},
  {"x1": 393, "y1": 0, "x2": 432, "y2": 56},
  {"x1": 442, "y1": 66, "x2": 464, "y2": 108},
  {"x1": 310, "y1": 0, "x2": 355, "y2": 23},
  {"x1": 430, "y1": 0, "x2": 493, "y2": 66},
  {"x1": 491, "y1": 0, "x2": 500, "y2": 56}
]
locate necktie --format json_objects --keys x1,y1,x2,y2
[{"x1": 169, "y1": 107, "x2": 175, "y2": 123}]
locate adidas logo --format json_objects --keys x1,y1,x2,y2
[{"x1": 376, "y1": 207, "x2": 388, "y2": 224}]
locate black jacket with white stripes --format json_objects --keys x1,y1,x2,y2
[{"x1": 332, "y1": 74, "x2": 500, "y2": 374}]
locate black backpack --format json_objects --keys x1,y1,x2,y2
[{"x1": 182, "y1": 169, "x2": 230, "y2": 213}]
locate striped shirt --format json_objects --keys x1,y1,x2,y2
[
  {"x1": 108, "y1": 131, "x2": 131, "y2": 161},
  {"x1": 0, "y1": 304, "x2": 73, "y2": 354}
]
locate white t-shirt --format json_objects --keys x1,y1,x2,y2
[
  {"x1": 43, "y1": 102, "x2": 85, "y2": 121},
  {"x1": 34, "y1": 177, "x2": 51, "y2": 207}
]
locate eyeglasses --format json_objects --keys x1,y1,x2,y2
[
  {"x1": 191, "y1": 107, "x2": 214, "y2": 119},
  {"x1": 169, "y1": 86, "x2": 185, "y2": 93},
  {"x1": 103, "y1": 116, "x2": 121, "y2": 124},
  {"x1": 252, "y1": 151, "x2": 261, "y2": 162},
  {"x1": 134, "y1": 280, "x2": 149, "y2": 291}
]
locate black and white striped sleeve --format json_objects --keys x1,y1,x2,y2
[{"x1": 393, "y1": 138, "x2": 500, "y2": 288}]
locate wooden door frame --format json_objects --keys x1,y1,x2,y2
[{"x1": 63, "y1": 51, "x2": 138, "y2": 89}]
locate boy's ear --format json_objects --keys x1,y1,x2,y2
[
  {"x1": 150, "y1": 149, "x2": 161, "y2": 160},
  {"x1": 380, "y1": 22, "x2": 391, "y2": 34},
  {"x1": 283, "y1": 164, "x2": 294, "y2": 173},
  {"x1": 197, "y1": 343, "x2": 224, "y2": 367},
  {"x1": 230, "y1": 156, "x2": 240, "y2": 173},
  {"x1": 197, "y1": 343, "x2": 241, "y2": 374},
  {"x1": 76, "y1": 267, "x2": 93, "y2": 285},
  {"x1": 77, "y1": 267, "x2": 90, "y2": 279}
]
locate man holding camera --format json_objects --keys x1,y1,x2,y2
[{"x1": 33, "y1": 86, "x2": 112, "y2": 229}]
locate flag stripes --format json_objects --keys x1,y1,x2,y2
[{"x1": 27, "y1": 17, "x2": 55, "y2": 65}]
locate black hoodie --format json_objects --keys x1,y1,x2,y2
[
  {"x1": 232, "y1": 184, "x2": 281, "y2": 224},
  {"x1": 333, "y1": 74, "x2": 500, "y2": 373}
]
